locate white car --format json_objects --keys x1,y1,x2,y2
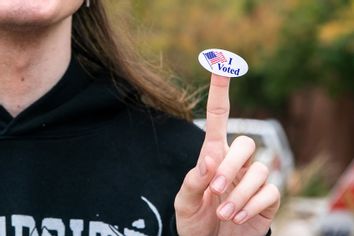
[{"x1": 194, "y1": 118, "x2": 294, "y2": 193}]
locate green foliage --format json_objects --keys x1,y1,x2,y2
[
  {"x1": 316, "y1": 33, "x2": 354, "y2": 96},
  {"x1": 108, "y1": 0, "x2": 354, "y2": 113},
  {"x1": 300, "y1": 171, "x2": 331, "y2": 197},
  {"x1": 259, "y1": 0, "x2": 354, "y2": 108}
]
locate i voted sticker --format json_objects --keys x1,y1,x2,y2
[{"x1": 198, "y1": 49, "x2": 248, "y2": 78}]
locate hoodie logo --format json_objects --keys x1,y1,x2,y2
[{"x1": 0, "y1": 196, "x2": 162, "y2": 236}]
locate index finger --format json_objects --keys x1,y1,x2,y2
[{"x1": 205, "y1": 73, "x2": 230, "y2": 142}]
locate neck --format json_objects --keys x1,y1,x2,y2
[{"x1": 0, "y1": 17, "x2": 72, "y2": 117}]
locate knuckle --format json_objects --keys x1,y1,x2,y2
[
  {"x1": 174, "y1": 193, "x2": 185, "y2": 212},
  {"x1": 234, "y1": 190, "x2": 249, "y2": 204},
  {"x1": 207, "y1": 107, "x2": 229, "y2": 117},
  {"x1": 174, "y1": 193, "x2": 182, "y2": 210},
  {"x1": 252, "y1": 161, "x2": 269, "y2": 178},
  {"x1": 233, "y1": 136, "x2": 256, "y2": 153},
  {"x1": 182, "y1": 169, "x2": 199, "y2": 192},
  {"x1": 174, "y1": 195, "x2": 190, "y2": 217},
  {"x1": 267, "y1": 183, "x2": 281, "y2": 201}
]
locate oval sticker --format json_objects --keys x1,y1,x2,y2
[{"x1": 198, "y1": 49, "x2": 248, "y2": 78}]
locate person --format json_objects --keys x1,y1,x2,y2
[{"x1": 0, "y1": 0, "x2": 280, "y2": 235}]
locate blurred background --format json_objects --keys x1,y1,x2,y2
[{"x1": 105, "y1": 0, "x2": 354, "y2": 235}]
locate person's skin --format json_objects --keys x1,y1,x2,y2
[
  {"x1": 0, "y1": 1, "x2": 280, "y2": 235},
  {"x1": 175, "y1": 74, "x2": 280, "y2": 235},
  {"x1": 0, "y1": 0, "x2": 82, "y2": 117}
]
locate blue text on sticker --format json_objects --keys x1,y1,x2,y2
[{"x1": 198, "y1": 49, "x2": 248, "y2": 78}]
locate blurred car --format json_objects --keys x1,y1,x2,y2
[
  {"x1": 194, "y1": 118, "x2": 294, "y2": 193},
  {"x1": 315, "y1": 160, "x2": 354, "y2": 236},
  {"x1": 329, "y1": 159, "x2": 354, "y2": 213}
]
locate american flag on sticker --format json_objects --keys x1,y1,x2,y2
[{"x1": 203, "y1": 51, "x2": 227, "y2": 67}]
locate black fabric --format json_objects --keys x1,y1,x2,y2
[
  {"x1": 0, "y1": 55, "x2": 204, "y2": 236},
  {"x1": 170, "y1": 214, "x2": 272, "y2": 236},
  {"x1": 169, "y1": 215, "x2": 179, "y2": 236},
  {"x1": 266, "y1": 228, "x2": 272, "y2": 236}
]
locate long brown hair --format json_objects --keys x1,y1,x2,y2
[{"x1": 72, "y1": 0, "x2": 195, "y2": 120}]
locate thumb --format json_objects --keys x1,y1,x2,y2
[{"x1": 174, "y1": 156, "x2": 216, "y2": 217}]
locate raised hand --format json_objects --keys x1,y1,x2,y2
[{"x1": 175, "y1": 74, "x2": 280, "y2": 236}]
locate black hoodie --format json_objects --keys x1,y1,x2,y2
[{"x1": 0, "y1": 55, "x2": 204, "y2": 236}]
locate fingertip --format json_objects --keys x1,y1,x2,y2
[
  {"x1": 206, "y1": 157, "x2": 227, "y2": 195},
  {"x1": 211, "y1": 73, "x2": 230, "y2": 86},
  {"x1": 210, "y1": 175, "x2": 227, "y2": 195},
  {"x1": 211, "y1": 73, "x2": 230, "y2": 80},
  {"x1": 217, "y1": 202, "x2": 236, "y2": 221},
  {"x1": 233, "y1": 210, "x2": 248, "y2": 224}
]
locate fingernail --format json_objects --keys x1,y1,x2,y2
[
  {"x1": 219, "y1": 202, "x2": 235, "y2": 220},
  {"x1": 234, "y1": 210, "x2": 247, "y2": 224},
  {"x1": 199, "y1": 159, "x2": 207, "y2": 177},
  {"x1": 211, "y1": 176, "x2": 226, "y2": 193}
]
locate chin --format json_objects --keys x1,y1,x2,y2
[{"x1": 0, "y1": 0, "x2": 82, "y2": 29}]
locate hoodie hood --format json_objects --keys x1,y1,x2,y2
[{"x1": 0, "y1": 55, "x2": 133, "y2": 138}]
